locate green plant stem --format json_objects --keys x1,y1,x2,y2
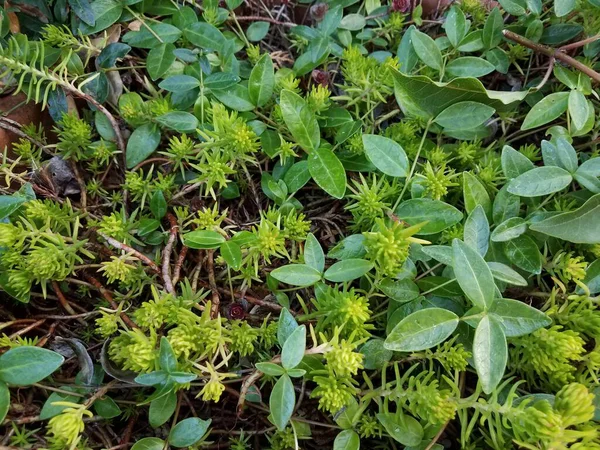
[{"x1": 392, "y1": 119, "x2": 433, "y2": 211}]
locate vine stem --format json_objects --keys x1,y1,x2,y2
[
  {"x1": 97, "y1": 232, "x2": 161, "y2": 274},
  {"x1": 502, "y1": 30, "x2": 600, "y2": 84},
  {"x1": 162, "y1": 213, "x2": 178, "y2": 294}
]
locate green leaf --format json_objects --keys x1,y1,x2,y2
[
  {"x1": 452, "y1": 239, "x2": 496, "y2": 310},
  {"x1": 422, "y1": 245, "x2": 454, "y2": 266},
  {"x1": 334, "y1": 430, "x2": 361, "y2": 450},
  {"x1": 69, "y1": 0, "x2": 95, "y2": 26},
  {"x1": 362, "y1": 134, "x2": 408, "y2": 177},
  {"x1": 394, "y1": 199, "x2": 463, "y2": 235},
  {"x1": 444, "y1": 6, "x2": 468, "y2": 47},
  {"x1": 147, "y1": 43, "x2": 175, "y2": 80},
  {"x1": 212, "y1": 84, "x2": 255, "y2": 112},
  {"x1": 0, "y1": 346, "x2": 63, "y2": 385},
  {"x1": 361, "y1": 339, "x2": 393, "y2": 370},
  {"x1": 148, "y1": 190, "x2": 166, "y2": 220},
  {"x1": 493, "y1": 185, "x2": 521, "y2": 225},
  {"x1": 159, "y1": 337, "x2": 177, "y2": 373},
  {"x1": 131, "y1": 438, "x2": 165, "y2": 450},
  {"x1": 339, "y1": 14, "x2": 366, "y2": 31},
  {"x1": 203, "y1": 72, "x2": 240, "y2": 90},
  {"x1": 445, "y1": 57, "x2": 496, "y2": 78},
  {"x1": 256, "y1": 362, "x2": 286, "y2": 376},
  {"x1": 281, "y1": 325, "x2": 306, "y2": 370},
  {"x1": 507, "y1": 166, "x2": 572, "y2": 197},
  {"x1": 79, "y1": 0, "x2": 122, "y2": 34},
  {"x1": 0, "y1": 382, "x2": 8, "y2": 423},
  {"x1": 491, "y1": 217, "x2": 527, "y2": 242},
  {"x1": 40, "y1": 390, "x2": 80, "y2": 420},
  {"x1": 324, "y1": 259, "x2": 373, "y2": 282},
  {"x1": 149, "y1": 390, "x2": 176, "y2": 427},
  {"x1": 308, "y1": 148, "x2": 346, "y2": 199},
  {"x1": 304, "y1": 233, "x2": 325, "y2": 272},
  {"x1": 488, "y1": 262, "x2": 528, "y2": 286},
  {"x1": 529, "y1": 193, "x2": 600, "y2": 243},
  {"x1": 482, "y1": 7, "x2": 503, "y2": 49},
  {"x1": 542, "y1": 139, "x2": 578, "y2": 173},
  {"x1": 184, "y1": 22, "x2": 226, "y2": 52},
  {"x1": 490, "y1": 298, "x2": 551, "y2": 337},
  {"x1": 155, "y1": 111, "x2": 199, "y2": 132},
  {"x1": 574, "y1": 157, "x2": 600, "y2": 193},
  {"x1": 123, "y1": 24, "x2": 181, "y2": 49},
  {"x1": 503, "y1": 235, "x2": 542, "y2": 274},
  {"x1": 0, "y1": 195, "x2": 27, "y2": 220},
  {"x1": 159, "y1": 75, "x2": 201, "y2": 93},
  {"x1": 270, "y1": 264, "x2": 322, "y2": 287},
  {"x1": 473, "y1": 315, "x2": 507, "y2": 394},
  {"x1": 284, "y1": 161, "x2": 311, "y2": 193},
  {"x1": 246, "y1": 21, "x2": 270, "y2": 41},
  {"x1": 376, "y1": 413, "x2": 424, "y2": 446},
  {"x1": 498, "y1": 0, "x2": 527, "y2": 15},
  {"x1": 436, "y1": 101, "x2": 495, "y2": 131},
  {"x1": 278, "y1": 308, "x2": 299, "y2": 347},
  {"x1": 392, "y1": 70, "x2": 528, "y2": 120},
  {"x1": 249, "y1": 53, "x2": 274, "y2": 107},
  {"x1": 126, "y1": 123, "x2": 161, "y2": 168},
  {"x1": 183, "y1": 230, "x2": 226, "y2": 249},
  {"x1": 555, "y1": 0, "x2": 575, "y2": 16},
  {"x1": 221, "y1": 241, "x2": 242, "y2": 270},
  {"x1": 568, "y1": 90, "x2": 589, "y2": 130},
  {"x1": 270, "y1": 374, "x2": 295, "y2": 430},
  {"x1": 521, "y1": 92, "x2": 569, "y2": 130},
  {"x1": 463, "y1": 172, "x2": 492, "y2": 219},
  {"x1": 380, "y1": 278, "x2": 420, "y2": 303},
  {"x1": 280, "y1": 90, "x2": 320, "y2": 152},
  {"x1": 464, "y1": 205, "x2": 490, "y2": 256},
  {"x1": 169, "y1": 417, "x2": 211, "y2": 448},
  {"x1": 411, "y1": 29, "x2": 443, "y2": 71},
  {"x1": 578, "y1": 259, "x2": 600, "y2": 295},
  {"x1": 93, "y1": 396, "x2": 121, "y2": 419},
  {"x1": 385, "y1": 308, "x2": 459, "y2": 351},
  {"x1": 501, "y1": 145, "x2": 535, "y2": 179}
]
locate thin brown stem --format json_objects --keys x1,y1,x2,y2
[
  {"x1": 82, "y1": 272, "x2": 139, "y2": 329},
  {"x1": 560, "y1": 34, "x2": 600, "y2": 51},
  {"x1": 207, "y1": 250, "x2": 220, "y2": 318},
  {"x1": 502, "y1": 30, "x2": 600, "y2": 84},
  {"x1": 97, "y1": 232, "x2": 161, "y2": 274},
  {"x1": 162, "y1": 213, "x2": 178, "y2": 294},
  {"x1": 231, "y1": 15, "x2": 295, "y2": 28}
]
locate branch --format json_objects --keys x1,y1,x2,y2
[
  {"x1": 97, "y1": 232, "x2": 161, "y2": 274},
  {"x1": 82, "y1": 272, "x2": 139, "y2": 329},
  {"x1": 502, "y1": 30, "x2": 600, "y2": 84}
]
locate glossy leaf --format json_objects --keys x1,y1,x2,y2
[
  {"x1": 270, "y1": 264, "x2": 323, "y2": 287},
  {"x1": 376, "y1": 413, "x2": 424, "y2": 446},
  {"x1": 169, "y1": 418, "x2": 211, "y2": 448},
  {"x1": 126, "y1": 123, "x2": 161, "y2": 168},
  {"x1": 435, "y1": 101, "x2": 495, "y2": 130},
  {"x1": 183, "y1": 230, "x2": 226, "y2": 249},
  {"x1": 362, "y1": 134, "x2": 408, "y2": 177},
  {"x1": 308, "y1": 148, "x2": 346, "y2": 199},
  {"x1": 521, "y1": 92, "x2": 569, "y2": 130},
  {"x1": 464, "y1": 205, "x2": 490, "y2": 256},
  {"x1": 147, "y1": 43, "x2": 175, "y2": 80},
  {"x1": 385, "y1": 308, "x2": 459, "y2": 351},
  {"x1": 395, "y1": 199, "x2": 463, "y2": 235},
  {"x1": 304, "y1": 233, "x2": 325, "y2": 272},
  {"x1": 270, "y1": 374, "x2": 295, "y2": 430},
  {"x1": 490, "y1": 299, "x2": 551, "y2": 336},
  {"x1": 411, "y1": 29, "x2": 443, "y2": 71},
  {"x1": 249, "y1": 53, "x2": 274, "y2": 107},
  {"x1": 0, "y1": 346, "x2": 64, "y2": 385},
  {"x1": 333, "y1": 430, "x2": 361, "y2": 450},
  {"x1": 324, "y1": 259, "x2": 373, "y2": 282},
  {"x1": 503, "y1": 235, "x2": 543, "y2": 274},
  {"x1": 507, "y1": 166, "x2": 572, "y2": 197},
  {"x1": 280, "y1": 90, "x2": 320, "y2": 152}
]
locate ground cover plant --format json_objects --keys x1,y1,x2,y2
[{"x1": 0, "y1": 0, "x2": 599, "y2": 448}]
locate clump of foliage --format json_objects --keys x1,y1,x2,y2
[{"x1": 0, "y1": 0, "x2": 599, "y2": 448}]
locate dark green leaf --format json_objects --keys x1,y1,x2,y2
[
  {"x1": 126, "y1": 123, "x2": 161, "y2": 168},
  {"x1": 521, "y1": 92, "x2": 569, "y2": 130},
  {"x1": 131, "y1": 438, "x2": 165, "y2": 450},
  {"x1": 150, "y1": 190, "x2": 167, "y2": 219},
  {"x1": 503, "y1": 235, "x2": 542, "y2": 274},
  {"x1": 149, "y1": 390, "x2": 176, "y2": 428},
  {"x1": 249, "y1": 53, "x2": 274, "y2": 107},
  {"x1": 0, "y1": 382, "x2": 9, "y2": 422},
  {"x1": 155, "y1": 111, "x2": 199, "y2": 132},
  {"x1": 488, "y1": 262, "x2": 528, "y2": 286},
  {"x1": 445, "y1": 57, "x2": 496, "y2": 78},
  {"x1": 221, "y1": 241, "x2": 242, "y2": 270},
  {"x1": 464, "y1": 205, "x2": 490, "y2": 256},
  {"x1": 411, "y1": 29, "x2": 443, "y2": 71},
  {"x1": 203, "y1": 72, "x2": 240, "y2": 90},
  {"x1": 212, "y1": 84, "x2": 255, "y2": 112},
  {"x1": 304, "y1": 233, "x2": 325, "y2": 273},
  {"x1": 360, "y1": 339, "x2": 393, "y2": 370},
  {"x1": 69, "y1": 0, "x2": 95, "y2": 26},
  {"x1": 79, "y1": 0, "x2": 122, "y2": 34},
  {"x1": 147, "y1": 43, "x2": 175, "y2": 80},
  {"x1": 376, "y1": 413, "x2": 424, "y2": 446},
  {"x1": 93, "y1": 396, "x2": 121, "y2": 419},
  {"x1": 380, "y1": 278, "x2": 420, "y2": 303},
  {"x1": 284, "y1": 161, "x2": 311, "y2": 193},
  {"x1": 185, "y1": 22, "x2": 226, "y2": 52},
  {"x1": 444, "y1": 6, "x2": 468, "y2": 47},
  {"x1": 246, "y1": 21, "x2": 270, "y2": 41},
  {"x1": 491, "y1": 217, "x2": 527, "y2": 242},
  {"x1": 278, "y1": 308, "x2": 298, "y2": 347},
  {"x1": 333, "y1": 430, "x2": 361, "y2": 450}
]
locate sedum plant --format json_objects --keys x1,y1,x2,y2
[{"x1": 0, "y1": 0, "x2": 599, "y2": 448}]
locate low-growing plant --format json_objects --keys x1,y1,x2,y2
[{"x1": 0, "y1": 0, "x2": 599, "y2": 448}]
